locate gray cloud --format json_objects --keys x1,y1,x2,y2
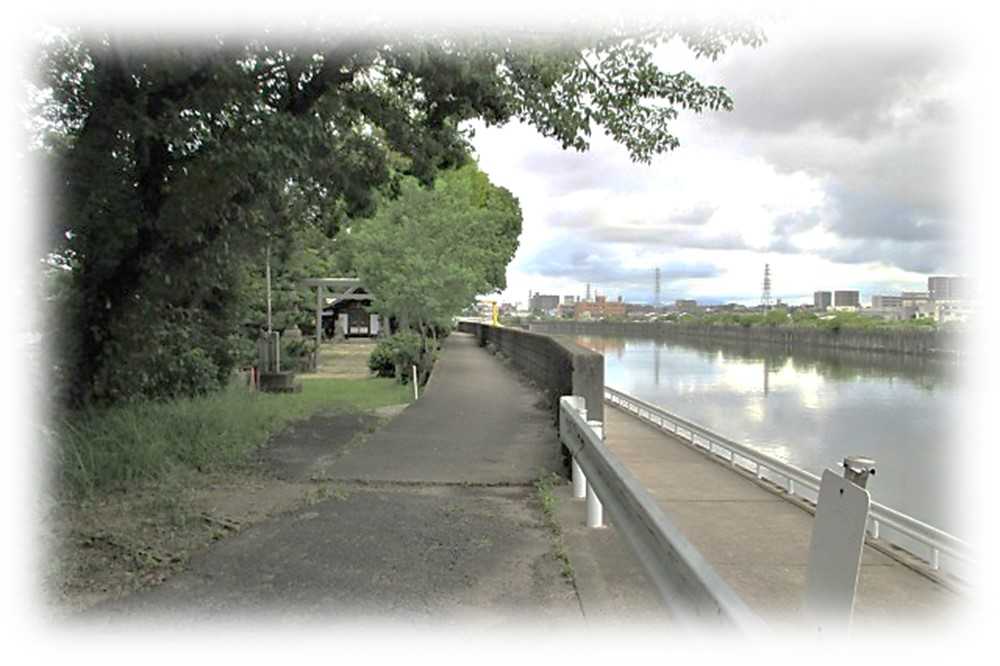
[
  {"x1": 545, "y1": 208, "x2": 747, "y2": 252},
  {"x1": 517, "y1": 147, "x2": 646, "y2": 196},
  {"x1": 772, "y1": 210, "x2": 822, "y2": 237},
  {"x1": 716, "y1": 32, "x2": 955, "y2": 141},
  {"x1": 827, "y1": 182, "x2": 950, "y2": 243},
  {"x1": 706, "y1": 29, "x2": 961, "y2": 272},
  {"x1": 521, "y1": 235, "x2": 723, "y2": 298},
  {"x1": 818, "y1": 238, "x2": 960, "y2": 275},
  {"x1": 591, "y1": 225, "x2": 748, "y2": 251}
]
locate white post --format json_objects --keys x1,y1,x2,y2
[
  {"x1": 273, "y1": 331, "x2": 280, "y2": 373},
  {"x1": 315, "y1": 284, "x2": 322, "y2": 369},
  {"x1": 412, "y1": 364, "x2": 419, "y2": 400},
  {"x1": 586, "y1": 419, "x2": 605, "y2": 528},
  {"x1": 571, "y1": 459, "x2": 586, "y2": 499},
  {"x1": 586, "y1": 483, "x2": 604, "y2": 528}
]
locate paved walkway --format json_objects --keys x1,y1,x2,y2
[
  {"x1": 603, "y1": 405, "x2": 962, "y2": 629},
  {"x1": 87, "y1": 333, "x2": 657, "y2": 625}
]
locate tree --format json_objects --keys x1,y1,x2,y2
[
  {"x1": 345, "y1": 163, "x2": 522, "y2": 372},
  {"x1": 33, "y1": 22, "x2": 764, "y2": 404}
]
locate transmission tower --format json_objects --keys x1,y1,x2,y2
[
  {"x1": 761, "y1": 264, "x2": 773, "y2": 313},
  {"x1": 654, "y1": 267, "x2": 661, "y2": 308}
]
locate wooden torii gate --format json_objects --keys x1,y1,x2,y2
[{"x1": 300, "y1": 277, "x2": 364, "y2": 362}]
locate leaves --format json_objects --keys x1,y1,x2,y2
[{"x1": 346, "y1": 163, "x2": 522, "y2": 332}]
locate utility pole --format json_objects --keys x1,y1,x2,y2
[
  {"x1": 761, "y1": 264, "x2": 773, "y2": 314},
  {"x1": 266, "y1": 241, "x2": 273, "y2": 334},
  {"x1": 654, "y1": 267, "x2": 661, "y2": 308}
]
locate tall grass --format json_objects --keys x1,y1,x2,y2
[{"x1": 55, "y1": 377, "x2": 411, "y2": 497}]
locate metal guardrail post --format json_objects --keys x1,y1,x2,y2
[
  {"x1": 586, "y1": 420, "x2": 605, "y2": 528},
  {"x1": 563, "y1": 397, "x2": 589, "y2": 500},
  {"x1": 572, "y1": 458, "x2": 587, "y2": 500}
]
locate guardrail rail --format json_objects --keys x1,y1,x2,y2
[{"x1": 559, "y1": 395, "x2": 767, "y2": 632}]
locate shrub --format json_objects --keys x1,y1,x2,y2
[
  {"x1": 368, "y1": 331, "x2": 424, "y2": 382},
  {"x1": 368, "y1": 339, "x2": 396, "y2": 377},
  {"x1": 280, "y1": 335, "x2": 317, "y2": 372}
]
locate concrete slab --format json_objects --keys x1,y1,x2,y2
[{"x1": 88, "y1": 485, "x2": 580, "y2": 625}]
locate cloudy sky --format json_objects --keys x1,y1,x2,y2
[{"x1": 466, "y1": 14, "x2": 966, "y2": 308}]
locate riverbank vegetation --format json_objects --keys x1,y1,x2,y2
[
  {"x1": 667, "y1": 309, "x2": 941, "y2": 331},
  {"x1": 511, "y1": 308, "x2": 944, "y2": 332}
]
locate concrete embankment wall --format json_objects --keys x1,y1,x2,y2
[
  {"x1": 526, "y1": 320, "x2": 957, "y2": 357},
  {"x1": 457, "y1": 321, "x2": 605, "y2": 422}
]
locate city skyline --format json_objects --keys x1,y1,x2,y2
[{"x1": 514, "y1": 271, "x2": 967, "y2": 309}]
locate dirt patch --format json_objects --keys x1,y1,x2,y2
[
  {"x1": 259, "y1": 411, "x2": 384, "y2": 481},
  {"x1": 306, "y1": 339, "x2": 377, "y2": 380},
  {"x1": 45, "y1": 405, "x2": 394, "y2": 613}
]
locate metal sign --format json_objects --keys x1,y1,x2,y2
[{"x1": 804, "y1": 468, "x2": 871, "y2": 633}]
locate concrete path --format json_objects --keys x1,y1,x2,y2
[
  {"x1": 603, "y1": 405, "x2": 963, "y2": 629},
  {"x1": 85, "y1": 333, "x2": 657, "y2": 625}
]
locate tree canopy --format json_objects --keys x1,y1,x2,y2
[
  {"x1": 345, "y1": 163, "x2": 522, "y2": 334},
  {"x1": 33, "y1": 23, "x2": 763, "y2": 404}
]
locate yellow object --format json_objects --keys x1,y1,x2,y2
[{"x1": 492, "y1": 302, "x2": 500, "y2": 326}]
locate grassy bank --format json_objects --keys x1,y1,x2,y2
[{"x1": 56, "y1": 376, "x2": 412, "y2": 498}]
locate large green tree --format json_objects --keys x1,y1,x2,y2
[
  {"x1": 345, "y1": 163, "x2": 521, "y2": 338},
  {"x1": 34, "y1": 22, "x2": 763, "y2": 404}
]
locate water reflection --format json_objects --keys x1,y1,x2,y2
[{"x1": 576, "y1": 333, "x2": 963, "y2": 535}]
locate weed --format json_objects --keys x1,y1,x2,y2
[{"x1": 534, "y1": 472, "x2": 575, "y2": 581}]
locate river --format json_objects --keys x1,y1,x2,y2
[{"x1": 571, "y1": 333, "x2": 966, "y2": 536}]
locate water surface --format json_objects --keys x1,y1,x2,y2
[{"x1": 574, "y1": 334, "x2": 965, "y2": 535}]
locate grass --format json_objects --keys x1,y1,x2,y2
[
  {"x1": 55, "y1": 376, "x2": 412, "y2": 498},
  {"x1": 534, "y1": 472, "x2": 575, "y2": 581}
]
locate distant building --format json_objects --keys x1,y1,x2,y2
[
  {"x1": 563, "y1": 295, "x2": 576, "y2": 305},
  {"x1": 901, "y1": 291, "x2": 930, "y2": 307},
  {"x1": 928, "y1": 276, "x2": 967, "y2": 301},
  {"x1": 871, "y1": 295, "x2": 902, "y2": 309},
  {"x1": 321, "y1": 281, "x2": 379, "y2": 338},
  {"x1": 814, "y1": 291, "x2": 832, "y2": 310},
  {"x1": 675, "y1": 299, "x2": 699, "y2": 312},
  {"x1": 529, "y1": 293, "x2": 560, "y2": 313},
  {"x1": 575, "y1": 295, "x2": 626, "y2": 319},
  {"x1": 833, "y1": 290, "x2": 860, "y2": 309}
]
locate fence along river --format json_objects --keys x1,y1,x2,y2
[{"x1": 561, "y1": 331, "x2": 967, "y2": 538}]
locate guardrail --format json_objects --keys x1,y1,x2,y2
[
  {"x1": 604, "y1": 386, "x2": 974, "y2": 581},
  {"x1": 559, "y1": 395, "x2": 767, "y2": 632}
]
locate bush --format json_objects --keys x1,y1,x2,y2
[
  {"x1": 368, "y1": 339, "x2": 396, "y2": 377},
  {"x1": 280, "y1": 335, "x2": 317, "y2": 372},
  {"x1": 368, "y1": 331, "x2": 424, "y2": 382}
]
